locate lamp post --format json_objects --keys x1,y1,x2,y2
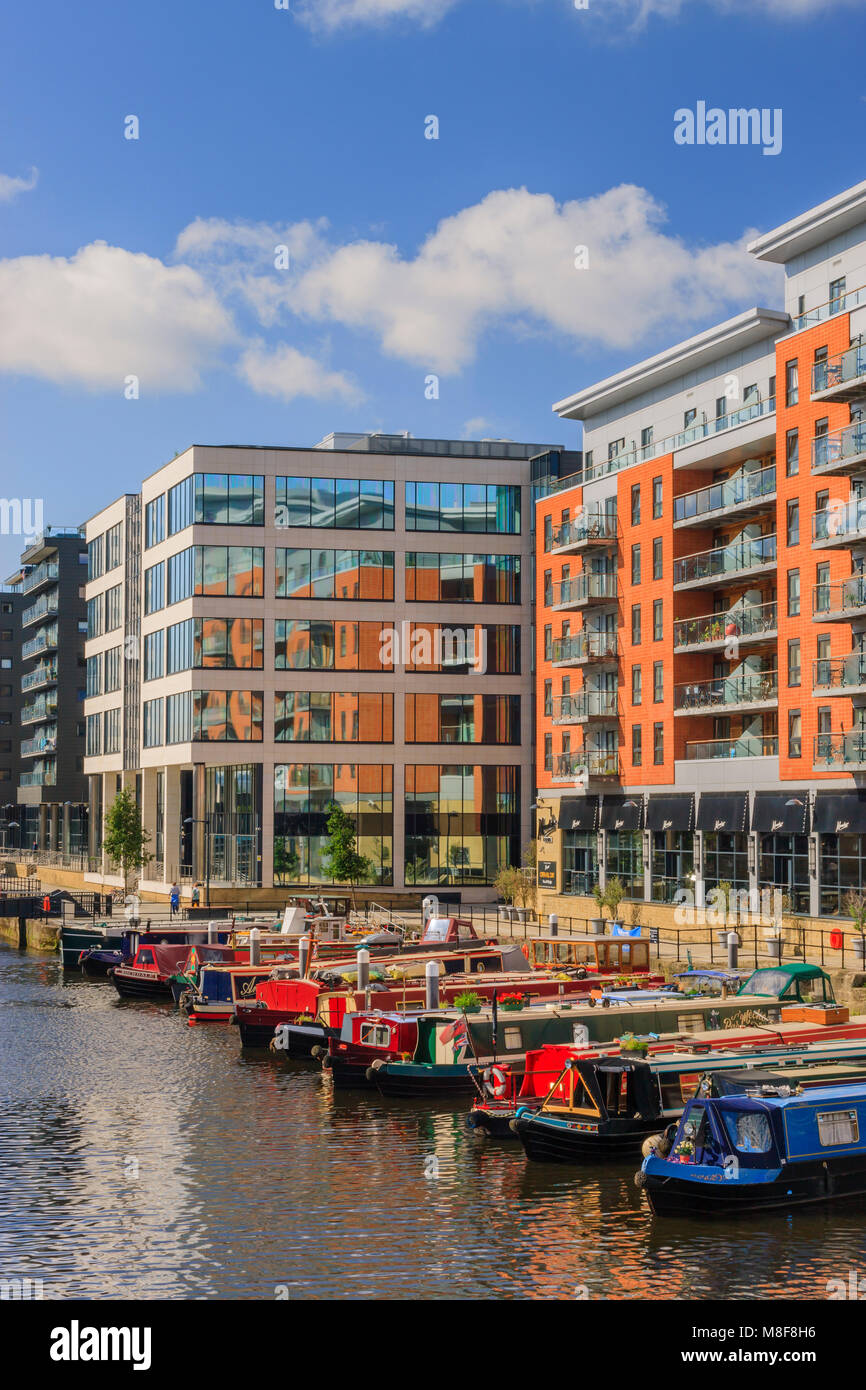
[{"x1": 183, "y1": 814, "x2": 211, "y2": 908}]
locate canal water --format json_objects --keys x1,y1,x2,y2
[{"x1": 2, "y1": 941, "x2": 864, "y2": 1301}]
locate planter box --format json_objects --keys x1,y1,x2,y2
[
  {"x1": 781, "y1": 1005, "x2": 850, "y2": 1026},
  {"x1": 589, "y1": 917, "x2": 606, "y2": 936}
]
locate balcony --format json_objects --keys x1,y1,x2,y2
[
  {"x1": 19, "y1": 766, "x2": 57, "y2": 787},
  {"x1": 674, "y1": 671, "x2": 778, "y2": 716},
  {"x1": 796, "y1": 282, "x2": 866, "y2": 333},
  {"x1": 22, "y1": 593, "x2": 59, "y2": 628},
  {"x1": 673, "y1": 534, "x2": 777, "y2": 591},
  {"x1": 673, "y1": 601, "x2": 777, "y2": 653},
  {"x1": 673, "y1": 465, "x2": 776, "y2": 530},
  {"x1": 813, "y1": 576, "x2": 866, "y2": 623},
  {"x1": 21, "y1": 560, "x2": 59, "y2": 597},
  {"x1": 576, "y1": 397, "x2": 775, "y2": 485},
  {"x1": 811, "y1": 422, "x2": 866, "y2": 479},
  {"x1": 21, "y1": 662, "x2": 58, "y2": 692},
  {"x1": 552, "y1": 749, "x2": 620, "y2": 783},
  {"x1": 21, "y1": 729, "x2": 57, "y2": 758},
  {"x1": 549, "y1": 573, "x2": 618, "y2": 612},
  {"x1": 812, "y1": 500, "x2": 866, "y2": 551},
  {"x1": 22, "y1": 626, "x2": 58, "y2": 659},
  {"x1": 684, "y1": 734, "x2": 778, "y2": 761},
  {"x1": 551, "y1": 690, "x2": 619, "y2": 724},
  {"x1": 813, "y1": 654, "x2": 866, "y2": 698},
  {"x1": 812, "y1": 345, "x2": 866, "y2": 404},
  {"x1": 551, "y1": 631, "x2": 618, "y2": 668},
  {"x1": 21, "y1": 695, "x2": 58, "y2": 724},
  {"x1": 550, "y1": 512, "x2": 618, "y2": 555},
  {"x1": 814, "y1": 731, "x2": 866, "y2": 770}
]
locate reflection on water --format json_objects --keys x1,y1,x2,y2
[{"x1": 0, "y1": 942, "x2": 862, "y2": 1300}]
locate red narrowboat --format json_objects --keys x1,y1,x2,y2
[{"x1": 109, "y1": 944, "x2": 192, "y2": 999}]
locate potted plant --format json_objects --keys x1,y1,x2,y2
[
  {"x1": 494, "y1": 865, "x2": 519, "y2": 922},
  {"x1": 844, "y1": 891, "x2": 866, "y2": 962},
  {"x1": 454, "y1": 991, "x2": 483, "y2": 1012},
  {"x1": 604, "y1": 876, "x2": 626, "y2": 933},
  {"x1": 499, "y1": 992, "x2": 526, "y2": 1012},
  {"x1": 590, "y1": 882, "x2": 607, "y2": 936},
  {"x1": 618, "y1": 1031, "x2": 649, "y2": 1057}
]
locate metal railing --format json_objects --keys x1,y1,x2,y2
[
  {"x1": 21, "y1": 732, "x2": 57, "y2": 757},
  {"x1": 815, "y1": 732, "x2": 866, "y2": 767},
  {"x1": 22, "y1": 627, "x2": 58, "y2": 659},
  {"x1": 552, "y1": 690, "x2": 618, "y2": 721},
  {"x1": 551, "y1": 631, "x2": 618, "y2": 664},
  {"x1": 813, "y1": 344, "x2": 866, "y2": 395},
  {"x1": 19, "y1": 769, "x2": 56, "y2": 787},
  {"x1": 549, "y1": 573, "x2": 618, "y2": 607},
  {"x1": 553, "y1": 749, "x2": 620, "y2": 780},
  {"x1": 21, "y1": 561, "x2": 59, "y2": 595},
  {"x1": 684, "y1": 735, "x2": 778, "y2": 761},
  {"x1": 812, "y1": 421, "x2": 866, "y2": 474},
  {"x1": 550, "y1": 512, "x2": 618, "y2": 549},
  {"x1": 795, "y1": 281, "x2": 866, "y2": 331},
  {"x1": 21, "y1": 663, "x2": 58, "y2": 692},
  {"x1": 673, "y1": 600, "x2": 777, "y2": 650},
  {"x1": 813, "y1": 499, "x2": 866, "y2": 544},
  {"x1": 21, "y1": 696, "x2": 58, "y2": 724},
  {"x1": 674, "y1": 671, "x2": 777, "y2": 711},
  {"x1": 813, "y1": 576, "x2": 866, "y2": 616},
  {"x1": 673, "y1": 464, "x2": 775, "y2": 524},
  {"x1": 813, "y1": 654, "x2": 866, "y2": 691},
  {"x1": 21, "y1": 593, "x2": 58, "y2": 628},
  {"x1": 673, "y1": 534, "x2": 776, "y2": 586}
]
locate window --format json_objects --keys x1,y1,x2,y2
[
  {"x1": 818, "y1": 705, "x2": 831, "y2": 735},
  {"x1": 404, "y1": 553, "x2": 517, "y2": 605},
  {"x1": 632, "y1": 725, "x2": 642, "y2": 766},
  {"x1": 631, "y1": 544, "x2": 641, "y2": 585},
  {"x1": 786, "y1": 428, "x2": 799, "y2": 477},
  {"x1": 144, "y1": 630, "x2": 164, "y2": 681},
  {"x1": 194, "y1": 617, "x2": 264, "y2": 670},
  {"x1": 193, "y1": 689, "x2": 264, "y2": 742},
  {"x1": 543, "y1": 515, "x2": 552, "y2": 552},
  {"x1": 168, "y1": 476, "x2": 194, "y2": 535},
  {"x1": 196, "y1": 546, "x2": 264, "y2": 598},
  {"x1": 544, "y1": 625, "x2": 552, "y2": 661},
  {"x1": 608, "y1": 438, "x2": 625, "y2": 460},
  {"x1": 105, "y1": 584, "x2": 123, "y2": 632},
  {"x1": 143, "y1": 698, "x2": 164, "y2": 748},
  {"x1": 787, "y1": 499, "x2": 799, "y2": 547},
  {"x1": 631, "y1": 483, "x2": 641, "y2": 527},
  {"x1": 105, "y1": 523, "x2": 122, "y2": 571},
  {"x1": 817, "y1": 1108, "x2": 858, "y2": 1146},
  {"x1": 632, "y1": 665, "x2": 642, "y2": 705},
  {"x1": 145, "y1": 495, "x2": 165, "y2": 548},
  {"x1": 683, "y1": 408, "x2": 696, "y2": 428},
  {"x1": 653, "y1": 722, "x2": 664, "y2": 765},
  {"x1": 104, "y1": 646, "x2": 121, "y2": 693},
  {"x1": 652, "y1": 537, "x2": 663, "y2": 580},
  {"x1": 405, "y1": 693, "x2": 519, "y2": 745},
  {"x1": 715, "y1": 396, "x2": 727, "y2": 425},
  {"x1": 87, "y1": 535, "x2": 104, "y2": 581},
  {"x1": 276, "y1": 476, "x2": 394, "y2": 530},
  {"x1": 543, "y1": 570, "x2": 553, "y2": 606},
  {"x1": 785, "y1": 359, "x2": 799, "y2": 407},
  {"x1": 641, "y1": 426, "x2": 653, "y2": 451},
  {"x1": 815, "y1": 561, "x2": 831, "y2": 612},
  {"x1": 103, "y1": 707, "x2": 121, "y2": 754},
  {"x1": 787, "y1": 568, "x2": 800, "y2": 617},
  {"x1": 166, "y1": 691, "x2": 193, "y2": 743},
  {"x1": 544, "y1": 732, "x2": 553, "y2": 771},
  {"x1": 653, "y1": 599, "x2": 663, "y2": 641},
  {"x1": 405, "y1": 482, "x2": 520, "y2": 534},
  {"x1": 144, "y1": 562, "x2": 165, "y2": 614},
  {"x1": 166, "y1": 618, "x2": 194, "y2": 674},
  {"x1": 829, "y1": 277, "x2": 847, "y2": 314},
  {"x1": 788, "y1": 638, "x2": 801, "y2": 687},
  {"x1": 85, "y1": 713, "x2": 101, "y2": 757},
  {"x1": 168, "y1": 548, "x2": 194, "y2": 604},
  {"x1": 652, "y1": 477, "x2": 663, "y2": 519},
  {"x1": 195, "y1": 474, "x2": 265, "y2": 526},
  {"x1": 543, "y1": 679, "x2": 552, "y2": 717},
  {"x1": 788, "y1": 710, "x2": 802, "y2": 758},
  {"x1": 653, "y1": 660, "x2": 664, "y2": 702},
  {"x1": 86, "y1": 593, "x2": 104, "y2": 639},
  {"x1": 631, "y1": 604, "x2": 641, "y2": 645},
  {"x1": 277, "y1": 691, "x2": 394, "y2": 743},
  {"x1": 86, "y1": 654, "x2": 102, "y2": 697}
]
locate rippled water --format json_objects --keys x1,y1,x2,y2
[{"x1": 2, "y1": 941, "x2": 865, "y2": 1300}]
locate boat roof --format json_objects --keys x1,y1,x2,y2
[
  {"x1": 745, "y1": 962, "x2": 828, "y2": 979},
  {"x1": 674, "y1": 969, "x2": 744, "y2": 980},
  {"x1": 713, "y1": 1080, "x2": 866, "y2": 1109}
]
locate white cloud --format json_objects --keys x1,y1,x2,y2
[
  {"x1": 0, "y1": 166, "x2": 38, "y2": 203},
  {"x1": 238, "y1": 340, "x2": 364, "y2": 403},
  {"x1": 295, "y1": 0, "x2": 457, "y2": 31},
  {"x1": 295, "y1": 0, "x2": 857, "y2": 29},
  {"x1": 0, "y1": 241, "x2": 235, "y2": 390}
]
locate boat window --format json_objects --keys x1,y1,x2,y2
[
  {"x1": 742, "y1": 968, "x2": 788, "y2": 997},
  {"x1": 677, "y1": 1012, "x2": 705, "y2": 1034},
  {"x1": 503, "y1": 1027, "x2": 522, "y2": 1050},
  {"x1": 817, "y1": 1109, "x2": 859, "y2": 1146},
  {"x1": 722, "y1": 1109, "x2": 773, "y2": 1153},
  {"x1": 797, "y1": 975, "x2": 831, "y2": 1005},
  {"x1": 359, "y1": 1023, "x2": 391, "y2": 1048},
  {"x1": 138, "y1": 949, "x2": 155, "y2": 965},
  {"x1": 457, "y1": 922, "x2": 473, "y2": 941}
]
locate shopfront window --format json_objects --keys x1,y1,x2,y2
[
  {"x1": 273, "y1": 763, "x2": 393, "y2": 886},
  {"x1": 563, "y1": 831, "x2": 598, "y2": 897},
  {"x1": 703, "y1": 832, "x2": 749, "y2": 896},
  {"x1": 605, "y1": 830, "x2": 643, "y2": 898},
  {"x1": 404, "y1": 764, "x2": 520, "y2": 886},
  {"x1": 758, "y1": 833, "x2": 810, "y2": 915},
  {"x1": 651, "y1": 830, "x2": 694, "y2": 903}
]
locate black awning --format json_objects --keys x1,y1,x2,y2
[
  {"x1": 600, "y1": 794, "x2": 643, "y2": 832},
  {"x1": 646, "y1": 794, "x2": 695, "y2": 832},
  {"x1": 752, "y1": 791, "x2": 810, "y2": 834},
  {"x1": 696, "y1": 792, "x2": 749, "y2": 834},
  {"x1": 558, "y1": 796, "x2": 598, "y2": 832},
  {"x1": 814, "y1": 791, "x2": 866, "y2": 834}
]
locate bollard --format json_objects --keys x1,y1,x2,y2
[
  {"x1": 356, "y1": 947, "x2": 370, "y2": 993},
  {"x1": 548, "y1": 913, "x2": 558, "y2": 938},
  {"x1": 298, "y1": 934, "x2": 311, "y2": 977},
  {"x1": 425, "y1": 959, "x2": 440, "y2": 1010},
  {"x1": 726, "y1": 930, "x2": 738, "y2": 969},
  {"x1": 249, "y1": 927, "x2": 261, "y2": 967},
  {"x1": 207, "y1": 919, "x2": 217, "y2": 944}
]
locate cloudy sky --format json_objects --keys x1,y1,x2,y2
[{"x1": 0, "y1": 0, "x2": 864, "y2": 572}]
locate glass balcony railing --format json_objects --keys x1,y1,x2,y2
[
  {"x1": 795, "y1": 282, "x2": 866, "y2": 332},
  {"x1": 551, "y1": 631, "x2": 618, "y2": 664},
  {"x1": 812, "y1": 421, "x2": 866, "y2": 475},
  {"x1": 552, "y1": 749, "x2": 621, "y2": 780},
  {"x1": 673, "y1": 601, "x2": 777, "y2": 650},
  {"x1": 814, "y1": 732, "x2": 866, "y2": 768},
  {"x1": 22, "y1": 593, "x2": 59, "y2": 627},
  {"x1": 19, "y1": 766, "x2": 57, "y2": 787},
  {"x1": 674, "y1": 534, "x2": 776, "y2": 586},
  {"x1": 21, "y1": 560, "x2": 59, "y2": 595},
  {"x1": 813, "y1": 344, "x2": 866, "y2": 396},
  {"x1": 549, "y1": 573, "x2": 618, "y2": 608},
  {"x1": 673, "y1": 465, "x2": 775, "y2": 524},
  {"x1": 813, "y1": 499, "x2": 866, "y2": 545},
  {"x1": 21, "y1": 729, "x2": 58, "y2": 757},
  {"x1": 813, "y1": 654, "x2": 866, "y2": 692},
  {"x1": 551, "y1": 512, "x2": 618, "y2": 550},
  {"x1": 813, "y1": 576, "x2": 866, "y2": 617},
  {"x1": 674, "y1": 672, "x2": 777, "y2": 711},
  {"x1": 551, "y1": 690, "x2": 618, "y2": 721},
  {"x1": 22, "y1": 626, "x2": 58, "y2": 659},
  {"x1": 21, "y1": 696, "x2": 58, "y2": 724},
  {"x1": 21, "y1": 662, "x2": 58, "y2": 692},
  {"x1": 684, "y1": 735, "x2": 778, "y2": 761}
]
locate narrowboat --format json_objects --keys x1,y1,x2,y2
[
  {"x1": 61, "y1": 921, "x2": 234, "y2": 973},
  {"x1": 182, "y1": 964, "x2": 276, "y2": 1023},
  {"x1": 511, "y1": 1034, "x2": 866, "y2": 1163},
  {"x1": 109, "y1": 943, "x2": 192, "y2": 999},
  {"x1": 639, "y1": 1077, "x2": 866, "y2": 1217}
]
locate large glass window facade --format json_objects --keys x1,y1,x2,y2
[
  {"x1": 275, "y1": 476, "x2": 394, "y2": 530},
  {"x1": 405, "y1": 693, "x2": 520, "y2": 744},
  {"x1": 404, "y1": 764, "x2": 520, "y2": 886},
  {"x1": 275, "y1": 619, "x2": 393, "y2": 671},
  {"x1": 405, "y1": 482, "x2": 521, "y2": 533},
  {"x1": 87, "y1": 535, "x2": 104, "y2": 581},
  {"x1": 563, "y1": 831, "x2": 598, "y2": 897},
  {"x1": 405, "y1": 553, "x2": 520, "y2": 603},
  {"x1": 759, "y1": 834, "x2": 809, "y2": 915},
  {"x1": 197, "y1": 618, "x2": 263, "y2": 669},
  {"x1": 145, "y1": 495, "x2": 165, "y2": 548},
  {"x1": 405, "y1": 623, "x2": 520, "y2": 674},
  {"x1": 205, "y1": 764, "x2": 261, "y2": 887},
  {"x1": 195, "y1": 473, "x2": 265, "y2": 526},
  {"x1": 703, "y1": 833, "x2": 749, "y2": 897},
  {"x1": 605, "y1": 831, "x2": 643, "y2": 898},
  {"x1": 276, "y1": 548, "x2": 394, "y2": 601},
  {"x1": 144, "y1": 562, "x2": 165, "y2": 614},
  {"x1": 819, "y1": 835, "x2": 866, "y2": 917},
  {"x1": 194, "y1": 690, "x2": 264, "y2": 742},
  {"x1": 651, "y1": 831, "x2": 694, "y2": 904},
  {"x1": 275, "y1": 692, "x2": 393, "y2": 743},
  {"x1": 195, "y1": 546, "x2": 264, "y2": 598},
  {"x1": 274, "y1": 763, "x2": 393, "y2": 886},
  {"x1": 143, "y1": 698, "x2": 164, "y2": 747}
]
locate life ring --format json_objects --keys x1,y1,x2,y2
[
  {"x1": 484, "y1": 1065, "x2": 508, "y2": 1098},
  {"x1": 830, "y1": 929, "x2": 844, "y2": 951},
  {"x1": 521, "y1": 943, "x2": 529, "y2": 960}
]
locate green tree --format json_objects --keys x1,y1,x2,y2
[
  {"x1": 102, "y1": 788, "x2": 151, "y2": 893},
  {"x1": 320, "y1": 802, "x2": 372, "y2": 911}
]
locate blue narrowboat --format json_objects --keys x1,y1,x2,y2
[{"x1": 639, "y1": 1076, "x2": 866, "y2": 1217}]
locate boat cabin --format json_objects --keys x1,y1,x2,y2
[
  {"x1": 525, "y1": 937, "x2": 650, "y2": 974},
  {"x1": 737, "y1": 963, "x2": 836, "y2": 1005},
  {"x1": 420, "y1": 917, "x2": 481, "y2": 945}
]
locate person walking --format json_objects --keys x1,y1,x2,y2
[
  {"x1": 191, "y1": 882, "x2": 201, "y2": 909},
  {"x1": 169, "y1": 882, "x2": 180, "y2": 918}
]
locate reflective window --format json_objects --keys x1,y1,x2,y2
[
  {"x1": 87, "y1": 535, "x2": 104, "y2": 581},
  {"x1": 405, "y1": 624, "x2": 520, "y2": 674},
  {"x1": 105, "y1": 523, "x2": 123, "y2": 571},
  {"x1": 193, "y1": 690, "x2": 263, "y2": 742},
  {"x1": 274, "y1": 619, "x2": 393, "y2": 671},
  {"x1": 194, "y1": 546, "x2": 264, "y2": 597},
  {"x1": 144, "y1": 562, "x2": 165, "y2": 615},
  {"x1": 275, "y1": 691, "x2": 393, "y2": 742},
  {"x1": 405, "y1": 553, "x2": 520, "y2": 603},
  {"x1": 405, "y1": 481, "x2": 520, "y2": 533},
  {"x1": 168, "y1": 476, "x2": 194, "y2": 535},
  {"x1": 404, "y1": 764, "x2": 520, "y2": 886},
  {"x1": 143, "y1": 698, "x2": 164, "y2": 747},
  {"x1": 405, "y1": 694, "x2": 520, "y2": 744},
  {"x1": 167, "y1": 548, "x2": 194, "y2": 604},
  {"x1": 275, "y1": 549, "x2": 394, "y2": 601},
  {"x1": 144, "y1": 631, "x2": 164, "y2": 682},
  {"x1": 194, "y1": 473, "x2": 264, "y2": 526},
  {"x1": 145, "y1": 495, "x2": 165, "y2": 548},
  {"x1": 273, "y1": 763, "x2": 393, "y2": 886}
]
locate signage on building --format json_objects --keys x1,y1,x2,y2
[{"x1": 538, "y1": 860, "x2": 557, "y2": 889}]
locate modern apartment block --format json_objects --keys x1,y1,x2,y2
[
  {"x1": 536, "y1": 179, "x2": 866, "y2": 922},
  {"x1": 82, "y1": 433, "x2": 557, "y2": 902},
  {"x1": 1, "y1": 529, "x2": 88, "y2": 855},
  {"x1": 0, "y1": 581, "x2": 23, "y2": 808}
]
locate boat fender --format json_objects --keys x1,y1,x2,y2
[
  {"x1": 321, "y1": 1054, "x2": 332, "y2": 1068},
  {"x1": 575, "y1": 967, "x2": 587, "y2": 979},
  {"x1": 633, "y1": 1169, "x2": 647, "y2": 1189},
  {"x1": 587, "y1": 997, "x2": 596, "y2": 1008},
  {"x1": 310, "y1": 1045, "x2": 323, "y2": 1058},
  {"x1": 641, "y1": 1132, "x2": 671, "y2": 1160},
  {"x1": 508, "y1": 1118, "x2": 521, "y2": 1134},
  {"x1": 370, "y1": 1058, "x2": 385, "y2": 1071}
]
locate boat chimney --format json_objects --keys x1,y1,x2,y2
[
  {"x1": 726, "y1": 930, "x2": 739, "y2": 969},
  {"x1": 207, "y1": 919, "x2": 217, "y2": 944},
  {"x1": 356, "y1": 947, "x2": 370, "y2": 992},
  {"x1": 299, "y1": 934, "x2": 311, "y2": 977},
  {"x1": 548, "y1": 913, "x2": 558, "y2": 938},
  {"x1": 425, "y1": 959, "x2": 440, "y2": 1010},
  {"x1": 249, "y1": 927, "x2": 261, "y2": 966}
]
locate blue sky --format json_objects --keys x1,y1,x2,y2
[{"x1": 1, "y1": 0, "x2": 865, "y2": 575}]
